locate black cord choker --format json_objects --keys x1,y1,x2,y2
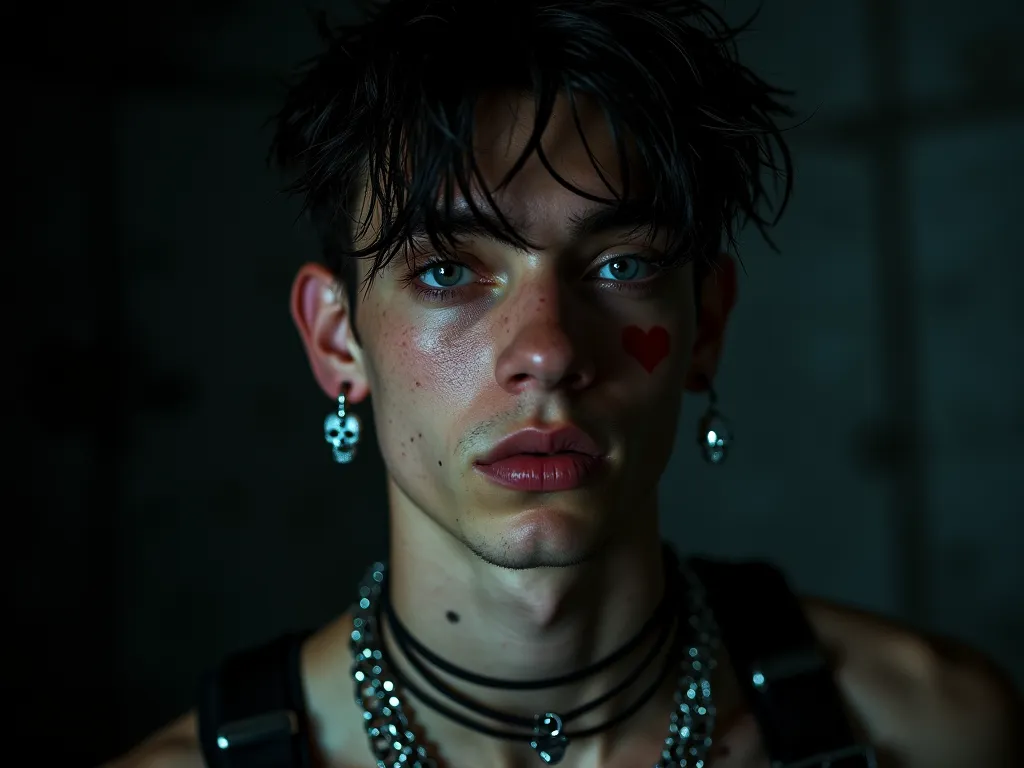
[
  {"x1": 379, "y1": 594, "x2": 681, "y2": 761},
  {"x1": 381, "y1": 551, "x2": 679, "y2": 691},
  {"x1": 349, "y1": 549, "x2": 720, "y2": 767},
  {"x1": 371, "y1": 550, "x2": 683, "y2": 764}
]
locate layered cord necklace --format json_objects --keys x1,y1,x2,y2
[{"x1": 350, "y1": 551, "x2": 721, "y2": 767}]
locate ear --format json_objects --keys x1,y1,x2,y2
[
  {"x1": 290, "y1": 262, "x2": 371, "y2": 404},
  {"x1": 684, "y1": 252, "x2": 739, "y2": 393}
]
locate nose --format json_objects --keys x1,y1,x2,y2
[{"x1": 493, "y1": 289, "x2": 596, "y2": 395}]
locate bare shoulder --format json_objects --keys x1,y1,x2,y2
[
  {"x1": 803, "y1": 597, "x2": 1023, "y2": 768},
  {"x1": 103, "y1": 614, "x2": 371, "y2": 768},
  {"x1": 100, "y1": 711, "x2": 203, "y2": 768},
  {"x1": 302, "y1": 609, "x2": 381, "y2": 767}
]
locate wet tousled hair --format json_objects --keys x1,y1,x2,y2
[{"x1": 269, "y1": 0, "x2": 795, "y2": 314}]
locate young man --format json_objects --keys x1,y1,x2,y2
[{"x1": 108, "y1": 1, "x2": 1021, "y2": 767}]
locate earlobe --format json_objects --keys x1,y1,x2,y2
[{"x1": 290, "y1": 263, "x2": 371, "y2": 403}]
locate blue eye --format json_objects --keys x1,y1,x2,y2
[
  {"x1": 595, "y1": 255, "x2": 653, "y2": 282},
  {"x1": 419, "y1": 262, "x2": 470, "y2": 289}
]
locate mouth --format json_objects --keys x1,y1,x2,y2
[
  {"x1": 475, "y1": 425, "x2": 604, "y2": 466},
  {"x1": 473, "y1": 425, "x2": 607, "y2": 492}
]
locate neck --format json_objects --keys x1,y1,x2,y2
[{"x1": 383, "y1": 480, "x2": 677, "y2": 766}]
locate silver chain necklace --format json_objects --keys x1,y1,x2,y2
[{"x1": 349, "y1": 559, "x2": 721, "y2": 768}]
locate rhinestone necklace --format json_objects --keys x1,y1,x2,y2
[{"x1": 350, "y1": 559, "x2": 721, "y2": 768}]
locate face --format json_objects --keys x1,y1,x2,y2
[{"x1": 292, "y1": 91, "x2": 736, "y2": 569}]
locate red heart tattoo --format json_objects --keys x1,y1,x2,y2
[{"x1": 622, "y1": 325, "x2": 670, "y2": 373}]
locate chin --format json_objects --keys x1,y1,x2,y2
[{"x1": 461, "y1": 505, "x2": 610, "y2": 570}]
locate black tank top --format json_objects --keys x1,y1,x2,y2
[{"x1": 197, "y1": 557, "x2": 879, "y2": 767}]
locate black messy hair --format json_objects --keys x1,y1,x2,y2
[{"x1": 270, "y1": 0, "x2": 795, "y2": 307}]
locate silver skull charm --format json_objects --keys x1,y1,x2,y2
[
  {"x1": 530, "y1": 712, "x2": 569, "y2": 764},
  {"x1": 324, "y1": 412, "x2": 361, "y2": 463}
]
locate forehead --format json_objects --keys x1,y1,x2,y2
[
  {"x1": 468, "y1": 90, "x2": 648, "y2": 233},
  {"x1": 349, "y1": 89, "x2": 659, "y2": 257}
]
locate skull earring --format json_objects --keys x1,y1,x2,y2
[
  {"x1": 698, "y1": 382, "x2": 733, "y2": 465},
  {"x1": 324, "y1": 381, "x2": 362, "y2": 464}
]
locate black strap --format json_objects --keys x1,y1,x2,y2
[
  {"x1": 687, "y1": 558, "x2": 878, "y2": 768},
  {"x1": 198, "y1": 631, "x2": 314, "y2": 768}
]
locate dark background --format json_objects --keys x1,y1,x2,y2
[{"x1": 7, "y1": 1, "x2": 1023, "y2": 764}]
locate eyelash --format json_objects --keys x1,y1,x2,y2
[{"x1": 403, "y1": 253, "x2": 667, "y2": 302}]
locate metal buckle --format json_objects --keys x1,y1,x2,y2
[
  {"x1": 772, "y1": 744, "x2": 879, "y2": 768},
  {"x1": 215, "y1": 709, "x2": 299, "y2": 750}
]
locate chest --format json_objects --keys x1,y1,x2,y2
[{"x1": 318, "y1": 715, "x2": 770, "y2": 768}]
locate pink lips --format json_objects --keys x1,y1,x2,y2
[{"x1": 473, "y1": 426, "x2": 606, "y2": 492}]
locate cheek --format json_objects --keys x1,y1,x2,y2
[
  {"x1": 365, "y1": 307, "x2": 488, "y2": 465},
  {"x1": 608, "y1": 313, "x2": 694, "y2": 436},
  {"x1": 609, "y1": 268, "x2": 698, "y2": 379},
  {"x1": 374, "y1": 311, "x2": 483, "y2": 400},
  {"x1": 614, "y1": 296, "x2": 696, "y2": 383},
  {"x1": 620, "y1": 324, "x2": 673, "y2": 374}
]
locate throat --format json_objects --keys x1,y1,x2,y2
[
  {"x1": 375, "y1": 603, "x2": 686, "y2": 768},
  {"x1": 363, "y1": 553, "x2": 692, "y2": 757}
]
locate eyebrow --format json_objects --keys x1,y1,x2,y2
[{"x1": 406, "y1": 198, "x2": 661, "y2": 251}]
